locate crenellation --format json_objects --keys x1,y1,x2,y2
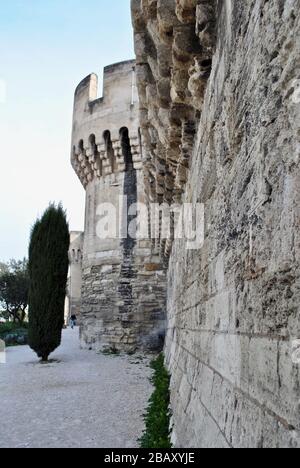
[{"x1": 70, "y1": 60, "x2": 167, "y2": 353}]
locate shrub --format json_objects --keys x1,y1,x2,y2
[{"x1": 0, "y1": 322, "x2": 28, "y2": 346}]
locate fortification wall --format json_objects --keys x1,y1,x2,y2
[
  {"x1": 132, "y1": 0, "x2": 300, "y2": 448},
  {"x1": 71, "y1": 60, "x2": 167, "y2": 352},
  {"x1": 68, "y1": 231, "x2": 84, "y2": 322}
]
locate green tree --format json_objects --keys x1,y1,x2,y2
[
  {"x1": 0, "y1": 259, "x2": 29, "y2": 323},
  {"x1": 28, "y1": 204, "x2": 70, "y2": 361},
  {"x1": 0, "y1": 262, "x2": 9, "y2": 275}
]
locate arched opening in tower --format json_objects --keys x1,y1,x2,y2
[
  {"x1": 89, "y1": 134, "x2": 102, "y2": 177},
  {"x1": 120, "y1": 127, "x2": 133, "y2": 171},
  {"x1": 103, "y1": 130, "x2": 116, "y2": 173},
  {"x1": 78, "y1": 139, "x2": 84, "y2": 154}
]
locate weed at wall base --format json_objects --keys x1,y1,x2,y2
[{"x1": 140, "y1": 353, "x2": 172, "y2": 449}]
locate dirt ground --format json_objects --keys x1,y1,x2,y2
[{"x1": 0, "y1": 328, "x2": 152, "y2": 448}]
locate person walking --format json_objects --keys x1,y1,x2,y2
[{"x1": 70, "y1": 314, "x2": 77, "y2": 329}]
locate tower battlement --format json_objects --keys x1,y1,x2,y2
[
  {"x1": 71, "y1": 60, "x2": 141, "y2": 188},
  {"x1": 69, "y1": 59, "x2": 167, "y2": 354}
]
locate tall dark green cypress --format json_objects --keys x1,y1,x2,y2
[{"x1": 28, "y1": 204, "x2": 70, "y2": 361}]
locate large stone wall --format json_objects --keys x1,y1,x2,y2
[
  {"x1": 67, "y1": 231, "x2": 84, "y2": 322},
  {"x1": 132, "y1": 0, "x2": 300, "y2": 448},
  {"x1": 71, "y1": 61, "x2": 167, "y2": 353}
]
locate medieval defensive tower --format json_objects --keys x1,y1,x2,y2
[{"x1": 71, "y1": 60, "x2": 166, "y2": 353}]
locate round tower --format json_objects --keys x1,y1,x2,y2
[{"x1": 71, "y1": 60, "x2": 166, "y2": 353}]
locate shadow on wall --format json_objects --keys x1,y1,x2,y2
[{"x1": 142, "y1": 325, "x2": 166, "y2": 352}]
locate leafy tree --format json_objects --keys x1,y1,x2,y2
[
  {"x1": 0, "y1": 261, "x2": 9, "y2": 320},
  {"x1": 0, "y1": 262, "x2": 9, "y2": 275},
  {"x1": 0, "y1": 259, "x2": 29, "y2": 323},
  {"x1": 28, "y1": 204, "x2": 70, "y2": 362}
]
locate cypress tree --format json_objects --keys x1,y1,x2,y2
[{"x1": 28, "y1": 204, "x2": 70, "y2": 361}]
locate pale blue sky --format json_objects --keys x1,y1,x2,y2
[{"x1": 0, "y1": 0, "x2": 134, "y2": 261}]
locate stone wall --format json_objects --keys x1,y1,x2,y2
[
  {"x1": 132, "y1": 0, "x2": 300, "y2": 448},
  {"x1": 71, "y1": 61, "x2": 167, "y2": 353},
  {"x1": 67, "y1": 231, "x2": 84, "y2": 322},
  {"x1": 132, "y1": 0, "x2": 216, "y2": 194}
]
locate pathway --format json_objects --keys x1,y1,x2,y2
[{"x1": 0, "y1": 328, "x2": 152, "y2": 448}]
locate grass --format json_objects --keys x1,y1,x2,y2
[
  {"x1": 140, "y1": 353, "x2": 172, "y2": 448},
  {"x1": 100, "y1": 346, "x2": 120, "y2": 356}
]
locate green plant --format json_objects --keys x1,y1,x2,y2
[
  {"x1": 28, "y1": 204, "x2": 70, "y2": 362},
  {"x1": 101, "y1": 346, "x2": 120, "y2": 356},
  {"x1": 0, "y1": 322, "x2": 28, "y2": 334},
  {"x1": 0, "y1": 322, "x2": 28, "y2": 346},
  {"x1": 0, "y1": 259, "x2": 29, "y2": 324},
  {"x1": 140, "y1": 353, "x2": 172, "y2": 448}
]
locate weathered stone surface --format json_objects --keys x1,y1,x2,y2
[
  {"x1": 71, "y1": 61, "x2": 167, "y2": 353},
  {"x1": 132, "y1": 0, "x2": 300, "y2": 449},
  {"x1": 132, "y1": 0, "x2": 216, "y2": 212},
  {"x1": 66, "y1": 231, "x2": 84, "y2": 324}
]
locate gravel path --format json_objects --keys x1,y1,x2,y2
[{"x1": 0, "y1": 329, "x2": 152, "y2": 448}]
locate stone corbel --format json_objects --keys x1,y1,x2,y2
[
  {"x1": 175, "y1": 0, "x2": 198, "y2": 24},
  {"x1": 97, "y1": 143, "x2": 112, "y2": 176},
  {"x1": 125, "y1": 136, "x2": 142, "y2": 170},
  {"x1": 86, "y1": 148, "x2": 94, "y2": 164},
  {"x1": 102, "y1": 161, "x2": 113, "y2": 177},
  {"x1": 188, "y1": 57, "x2": 211, "y2": 111},
  {"x1": 112, "y1": 140, "x2": 126, "y2": 173},
  {"x1": 79, "y1": 145, "x2": 94, "y2": 182},
  {"x1": 97, "y1": 143, "x2": 106, "y2": 161},
  {"x1": 86, "y1": 148, "x2": 98, "y2": 178},
  {"x1": 196, "y1": 1, "x2": 217, "y2": 51}
]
